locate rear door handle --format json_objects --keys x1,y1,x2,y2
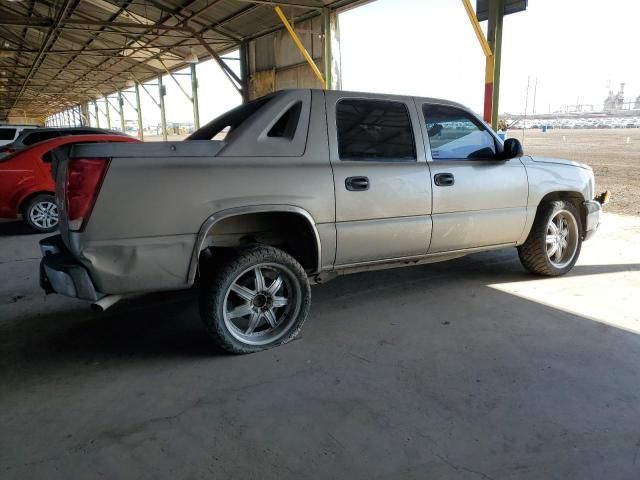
[
  {"x1": 345, "y1": 176, "x2": 370, "y2": 191},
  {"x1": 434, "y1": 173, "x2": 455, "y2": 187}
]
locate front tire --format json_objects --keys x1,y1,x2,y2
[
  {"x1": 22, "y1": 194, "x2": 59, "y2": 233},
  {"x1": 518, "y1": 200, "x2": 582, "y2": 276},
  {"x1": 199, "y1": 245, "x2": 311, "y2": 354}
]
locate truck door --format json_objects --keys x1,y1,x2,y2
[
  {"x1": 326, "y1": 91, "x2": 432, "y2": 266},
  {"x1": 417, "y1": 102, "x2": 528, "y2": 252}
]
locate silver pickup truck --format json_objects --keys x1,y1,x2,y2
[{"x1": 40, "y1": 89, "x2": 606, "y2": 353}]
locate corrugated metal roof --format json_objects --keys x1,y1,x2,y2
[{"x1": 0, "y1": 0, "x2": 364, "y2": 120}]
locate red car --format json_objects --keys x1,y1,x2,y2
[{"x1": 0, "y1": 134, "x2": 139, "y2": 233}]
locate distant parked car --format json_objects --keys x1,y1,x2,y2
[
  {"x1": 0, "y1": 127, "x2": 128, "y2": 159},
  {"x1": 0, "y1": 124, "x2": 38, "y2": 147},
  {"x1": 0, "y1": 134, "x2": 139, "y2": 233}
]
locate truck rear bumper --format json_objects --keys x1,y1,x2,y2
[
  {"x1": 582, "y1": 199, "x2": 602, "y2": 241},
  {"x1": 39, "y1": 235, "x2": 100, "y2": 301}
]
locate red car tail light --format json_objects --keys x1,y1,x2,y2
[{"x1": 65, "y1": 158, "x2": 110, "y2": 231}]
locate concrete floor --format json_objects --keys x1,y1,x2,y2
[{"x1": 1, "y1": 214, "x2": 639, "y2": 480}]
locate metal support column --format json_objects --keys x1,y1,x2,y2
[
  {"x1": 490, "y1": 0, "x2": 504, "y2": 130},
  {"x1": 158, "y1": 75, "x2": 168, "y2": 141},
  {"x1": 135, "y1": 83, "x2": 144, "y2": 140},
  {"x1": 322, "y1": 8, "x2": 332, "y2": 90},
  {"x1": 239, "y1": 41, "x2": 250, "y2": 102},
  {"x1": 117, "y1": 90, "x2": 126, "y2": 132},
  {"x1": 81, "y1": 103, "x2": 89, "y2": 126},
  {"x1": 94, "y1": 101, "x2": 100, "y2": 128},
  {"x1": 190, "y1": 64, "x2": 200, "y2": 129},
  {"x1": 104, "y1": 98, "x2": 112, "y2": 129},
  {"x1": 461, "y1": 0, "x2": 497, "y2": 128}
]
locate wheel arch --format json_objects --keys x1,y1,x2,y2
[
  {"x1": 17, "y1": 190, "x2": 56, "y2": 215},
  {"x1": 537, "y1": 191, "x2": 586, "y2": 234},
  {"x1": 188, "y1": 205, "x2": 322, "y2": 283},
  {"x1": 519, "y1": 190, "x2": 587, "y2": 245}
]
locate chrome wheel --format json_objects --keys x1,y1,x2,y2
[
  {"x1": 29, "y1": 200, "x2": 59, "y2": 230},
  {"x1": 222, "y1": 263, "x2": 301, "y2": 346},
  {"x1": 545, "y1": 209, "x2": 579, "y2": 269}
]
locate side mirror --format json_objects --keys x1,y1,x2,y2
[{"x1": 501, "y1": 138, "x2": 523, "y2": 160}]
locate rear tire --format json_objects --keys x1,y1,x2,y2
[
  {"x1": 199, "y1": 245, "x2": 311, "y2": 354},
  {"x1": 22, "y1": 194, "x2": 59, "y2": 233},
  {"x1": 518, "y1": 200, "x2": 582, "y2": 276}
]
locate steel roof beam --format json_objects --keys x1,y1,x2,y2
[{"x1": 11, "y1": 0, "x2": 77, "y2": 111}]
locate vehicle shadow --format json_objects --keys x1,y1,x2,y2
[
  {"x1": 0, "y1": 220, "x2": 35, "y2": 236},
  {"x1": 1, "y1": 290, "x2": 223, "y2": 386},
  {"x1": 1, "y1": 249, "x2": 638, "y2": 389}
]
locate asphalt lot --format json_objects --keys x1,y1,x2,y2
[{"x1": 1, "y1": 214, "x2": 639, "y2": 480}]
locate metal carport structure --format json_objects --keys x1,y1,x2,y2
[{"x1": 0, "y1": 0, "x2": 525, "y2": 131}]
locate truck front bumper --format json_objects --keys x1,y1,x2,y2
[
  {"x1": 39, "y1": 235, "x2": 100, "y2": 301},
  {"x1": 582, "y1": 198, "x2": 604, "y2": 241}
]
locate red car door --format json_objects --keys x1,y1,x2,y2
[{"x1": 0, "y1": 153, "x2": 40, "y2": 218}]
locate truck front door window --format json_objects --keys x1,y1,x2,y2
[{"x1": 423, "y1": 104, "x2": 496, "y2": 160}]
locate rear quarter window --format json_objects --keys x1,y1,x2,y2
[{"x1": 187, "y1": 96, "x2": 272, "y2": 141}]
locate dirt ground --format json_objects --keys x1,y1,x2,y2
[{"x1": 509, "y1": 128, "x2": 640, "y2": 216}]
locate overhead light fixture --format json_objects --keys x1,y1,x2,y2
[
  {"x1": 184, "y1": 47, "x2": 198, "y2": 64},
  {"x1": 126, "y1": 78, "x2": 135, "y2": 87}
]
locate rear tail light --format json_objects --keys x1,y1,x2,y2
[{"x1": 65, "y1": 158, "x2": 110, "y2": 231}]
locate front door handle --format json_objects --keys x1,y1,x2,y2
[
  {"x1": 345, "y1": 176, "x2": 370, "y2": 191},
  {"x1": 434, "y1": 173, "x2": 455, "y2": 187}
]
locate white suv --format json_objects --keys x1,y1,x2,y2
[{"x1": 0, "y1": 124, "x2": 38, "y2": 147}]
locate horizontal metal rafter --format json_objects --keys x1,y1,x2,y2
[{"x1": 1, "y1": 0, "x2": 360, "y2": 120}]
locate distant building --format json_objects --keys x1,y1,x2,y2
[
  {"x1": 604, "y1": 90, "x2": 616, "y2": 110},
  {"x1": 604, "y1": 83, "x2": 627, "y2": 110}
]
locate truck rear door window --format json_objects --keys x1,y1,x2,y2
[{"x1": 336, "y1": 99, "x2": 416, "y2": 161}]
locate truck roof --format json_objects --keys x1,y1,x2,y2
[{"x1": 305, "y1": 88, "x2": 470, "y2": 111}]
